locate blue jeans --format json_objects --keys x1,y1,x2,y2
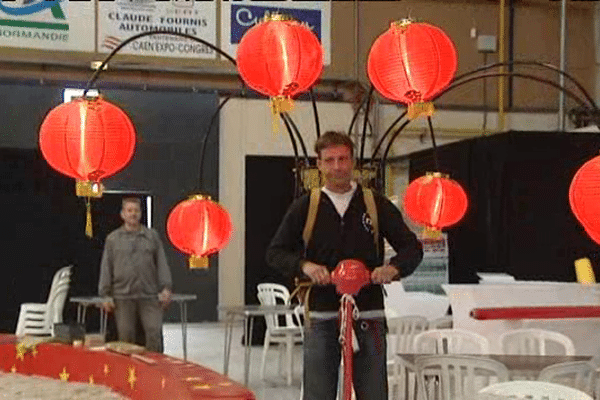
[{"x1": 303, "y1": 317, "x2": 388, "y2": 400}]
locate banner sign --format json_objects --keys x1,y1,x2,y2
[
  {"x1": 0, "y1": 0, "x2": 94, "y2": 52},
  {"x1": 98, "y1": 0, "x2": 217, "y2": 59},
  {"x1": 221, "y1": 0, "x2": 331, "y2": 65}
]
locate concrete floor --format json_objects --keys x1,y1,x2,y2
[{"x1": 163, "y1": 322, "x2": 302, "y2": 400}]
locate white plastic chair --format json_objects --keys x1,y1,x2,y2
[
  {"x1": 387, "y1": 316, "x2": 429, "y2": 400},
  {"x1": 15, "y1": 265, "x2": 72, "y2": 337},
  {"x1": 499, "y1": 329, "x2": 575, "y2": 356},
  {"x1": 537, "y1": 361, "x2": 598, "y2": 398},
  {"x1": 428, "y1": 315, "x2": 453, "y2": 330},
  {"x1": 257, "y1": 283, "x2": 303, "y2": 386},
  {"x1": 478, "y1": 380, "x2": 593, "y2": 400},
  {"x1": 414, "y1": 329, "x2": 491, "y2": 355},
  {"x1": 415, "y1": 354, "x2": 509, "y2": 400}
]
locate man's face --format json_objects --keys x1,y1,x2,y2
[
  {"x1": 121, "y1": 201, "x2": 142, "y2": 226},
  {"x1": 317, "y1": 144, "x2": 354, "y2": 187}
]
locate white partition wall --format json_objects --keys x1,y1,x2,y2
[{"x1": 443, "y1": 283, "x2": 600, "y2": 355}]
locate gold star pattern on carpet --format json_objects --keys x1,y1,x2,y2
[
  {"x1": 89, "y1": 375, "x2": 95, "y2": 385},
  {"x1": 15, "y1": 342, "x2": 39, "y2": 361},
  {"x1": 193, "y1": 384, "x2": 211, "y2": 390},
  {"x1": 10, "y1": 365, "x2": 16, "y2": 373},
  {"x1": 161, "y1": 376, "x2": 166, "y2": 389},
  {"x1": 59, "y1": 367, "x2": 69, "y2": 382},
  {"x1": 15, "y1": 344, "x2": 25, "y2": 361},
  {"x1": 127, "y1": 366, "x2": 136, "y2": 390},
  {"x1": 104, "y1": 364, "x2": 110, "y2": 376}
]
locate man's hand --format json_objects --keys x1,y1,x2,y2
[
  {"x1": 371, "y1": 265, "x2": 400, "y2": 284},
  {"x1": 101, "y1": 299, "x2": 114, "y2": 313},
  {"x1": 159, "y1": 288, "x2": 172, "y2": 309},
  {"x1": 302, "y1": 261, "x2": 331, "y2": 285}
]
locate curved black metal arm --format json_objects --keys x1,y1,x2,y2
[
  {"x1": 197, "y1": 94, "x2": 233, "y2": 191},
  {"x1": 371, "y1": 111, "x2": 407, "y2": 160},
  {"x1": 282, "y1": 112, "x2": 310, "y2": 164},
  {"x1": 84, "y1": 30, "x2": 238, "y2": 95},
  {"x1": 347, "y1": 87, "x2": 372, "y2": 136},
  {"x1": 453, "y1": 60, "x2": 597, "y2": 110},
  {"x1": 309, "y1": 88, "x2": 321, "y2": 139},
  {"x1": 427, "y1": 116, "x2": 440, "y2": 171},
  {"x1": 435, "y1": 72, "x2": 590, "y2": 110},
  {"x1": 359, "y1": 85, "x2": 375, "y2": 166},
  {"x1": 280, "y1": 113, "x2": 300, "y2": 161},
  {"x1": 378, "y1": 119, "x2": 412, "y2": 188}
]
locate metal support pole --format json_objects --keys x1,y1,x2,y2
[{"x1": 559, "y1": 0, "x2": 567, "y2": 131}]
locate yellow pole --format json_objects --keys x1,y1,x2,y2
[{"x1": 498, "y1": 0, "x2": 506, "y2": 132}]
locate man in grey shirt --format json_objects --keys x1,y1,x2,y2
[{"x1": 98, "y1": 197, "x2": 172, "y2": 352}]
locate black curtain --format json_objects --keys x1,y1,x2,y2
[
  {"x1": 244, "y1": 155, "x2": 297, "y2": 344},
  {"x1": 408, "y1": 131, "x2": 600, "y2": 283},
  {"x1": 0, "y1": 148, "x2": 79, "y2": 332}
]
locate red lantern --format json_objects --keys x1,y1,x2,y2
[
  {"x1": 236, "y1": 14, "x2": 323, "y2": 114},
  {"x1": 403, "y1": 172, "x2": 468, "y2": 233},
  {"x1": 39, "y1": 96, "x2": 136, "y2": 237},
  {"x1": 331, "y1": 259, "x2": 371, "y2": 296},
  {"x1": 39, "y1": 96, "x2": 136, "y2": 196},
  {"x1": 167, "y1": 195, "x2": 233, "y2": 269},
  {"x1": 367, "y1": 20, "x2": 457, "y2": 119},
  {"x1": 569, "y1": 155, "x2": 600, "y2": 244}
]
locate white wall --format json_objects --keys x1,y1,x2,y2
[{"x1": 218, "y1": 98, "x2": 565, "y2": 316}]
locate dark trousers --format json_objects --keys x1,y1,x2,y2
[
  {"x1": 303, "y1": 317, "x2": 388, "y2": 400},
  {"x1": 114, "y1": 298, "x2": 164, "y2": 353}
]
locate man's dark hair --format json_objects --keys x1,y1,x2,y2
[
  {"x1": 314, "y1": 131, "x2": 355, "y2": 158},
  {"x1": 122, "y1": 197, "x2": 141, "y2": 209}
]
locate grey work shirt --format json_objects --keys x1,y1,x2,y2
[{"x1": 98, "y1": 225, "x2": 172, "y2": 298}]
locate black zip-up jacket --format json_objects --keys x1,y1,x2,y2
[{"x1": 266, "y1": 184, "x2": 424, "y2": 312}]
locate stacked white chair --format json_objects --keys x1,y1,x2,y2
[
  {"x1": 387, "y1": 315, "x2": 429, "y2": 400},
  {"x1": 15, "y1": 265, "x2": 72, "y2": 337},
  {"x1": 414, "y1": 328, "x2": 490, "y2": 355},
  {"x1": 256, "y1": 283, "x2": 303, "y2": 386},
  {"x1": 415, "y1": 354, "x2": 509, "y2": 400},
  {"x1": 499, "y1": 328, "x2": 575, "y2": 356},
  {"x1": 538, "y1": 361, "x2": 598, "y2": 398}
]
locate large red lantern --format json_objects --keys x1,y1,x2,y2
[
  {"x1": 39, "y1": 96, "x2": 136, "y2": 195},
  {"x1": 167, "y1": 195, "x2": 233, "y2": 269},
  {"x1": 569, "y1": 155, "x2": 600, "y2": 244},
  {"x1": 39, "y1": 96, "x2": 136, "y2": 237},
  {"x1": 367, "y1": 20, "x2": 457, "y2": 119},
  {"x1": 403, "y1": 172, "x2": 468, "y2": 234},
  {"x1": 236, "y1": 14, "x2": 323, "y2": 114}
]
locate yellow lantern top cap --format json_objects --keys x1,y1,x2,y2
[
  {"x1": 188, "y1": 194, "x2": 211, "y2": 201},
  {"x1": 392, "y1": 19, "x2": 413, "y2": 30},
  {"x1": 262, "y1": 12, "x2": 295, "y2": 23}
]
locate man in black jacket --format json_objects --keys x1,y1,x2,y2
[{"x1": 266, "y1": 131, "x2": 423, "y2": 400}]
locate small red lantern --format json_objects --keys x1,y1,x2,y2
[
  {"x1": 569, "y1": 155, "x2": 600, "y2": 244},
  {"x1": 39, "y1": 96, "x2": 136, "y2": 237},
  {"x1": 167, "y1": 195, "x2": 233, "y2": 269},
  {"x1": 367, "y1": 19, "x2": 457, "y2": 119},
  {"x1": 331, "y1": 259, "x2": 371, "y2": 296},
  {"x1": 403, "y1": 172, "x2": 468, "y2": 234},
  {"x1": 236, "y1": 14, "x2": 323, "y2": 114}
]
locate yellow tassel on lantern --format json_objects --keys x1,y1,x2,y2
[
  {"x1": 75, "y1": 180, "x2": 104, "y2": 198},
  {"x1": 85, "y1": 199, "x2": 93, "y2": 238},
  {"x1": 421, "y1": 226, "x2": 442, "y2": 239},
  {"x1": 189, "y1": 255, "x2": 209, "y2": 269},
  {"x1": 270, "y1": 96, "x2": 294, "y2": 135},
  {"x1": 407, "y1": 102, "x2": 435, "y2": 120}
]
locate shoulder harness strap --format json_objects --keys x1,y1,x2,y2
[
  {"x1": 362, "y1": 187, "x2": 379, "y2": 257},
  {"x1": 302, "y1": 188, "x2": 321, "y2": 247}
]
